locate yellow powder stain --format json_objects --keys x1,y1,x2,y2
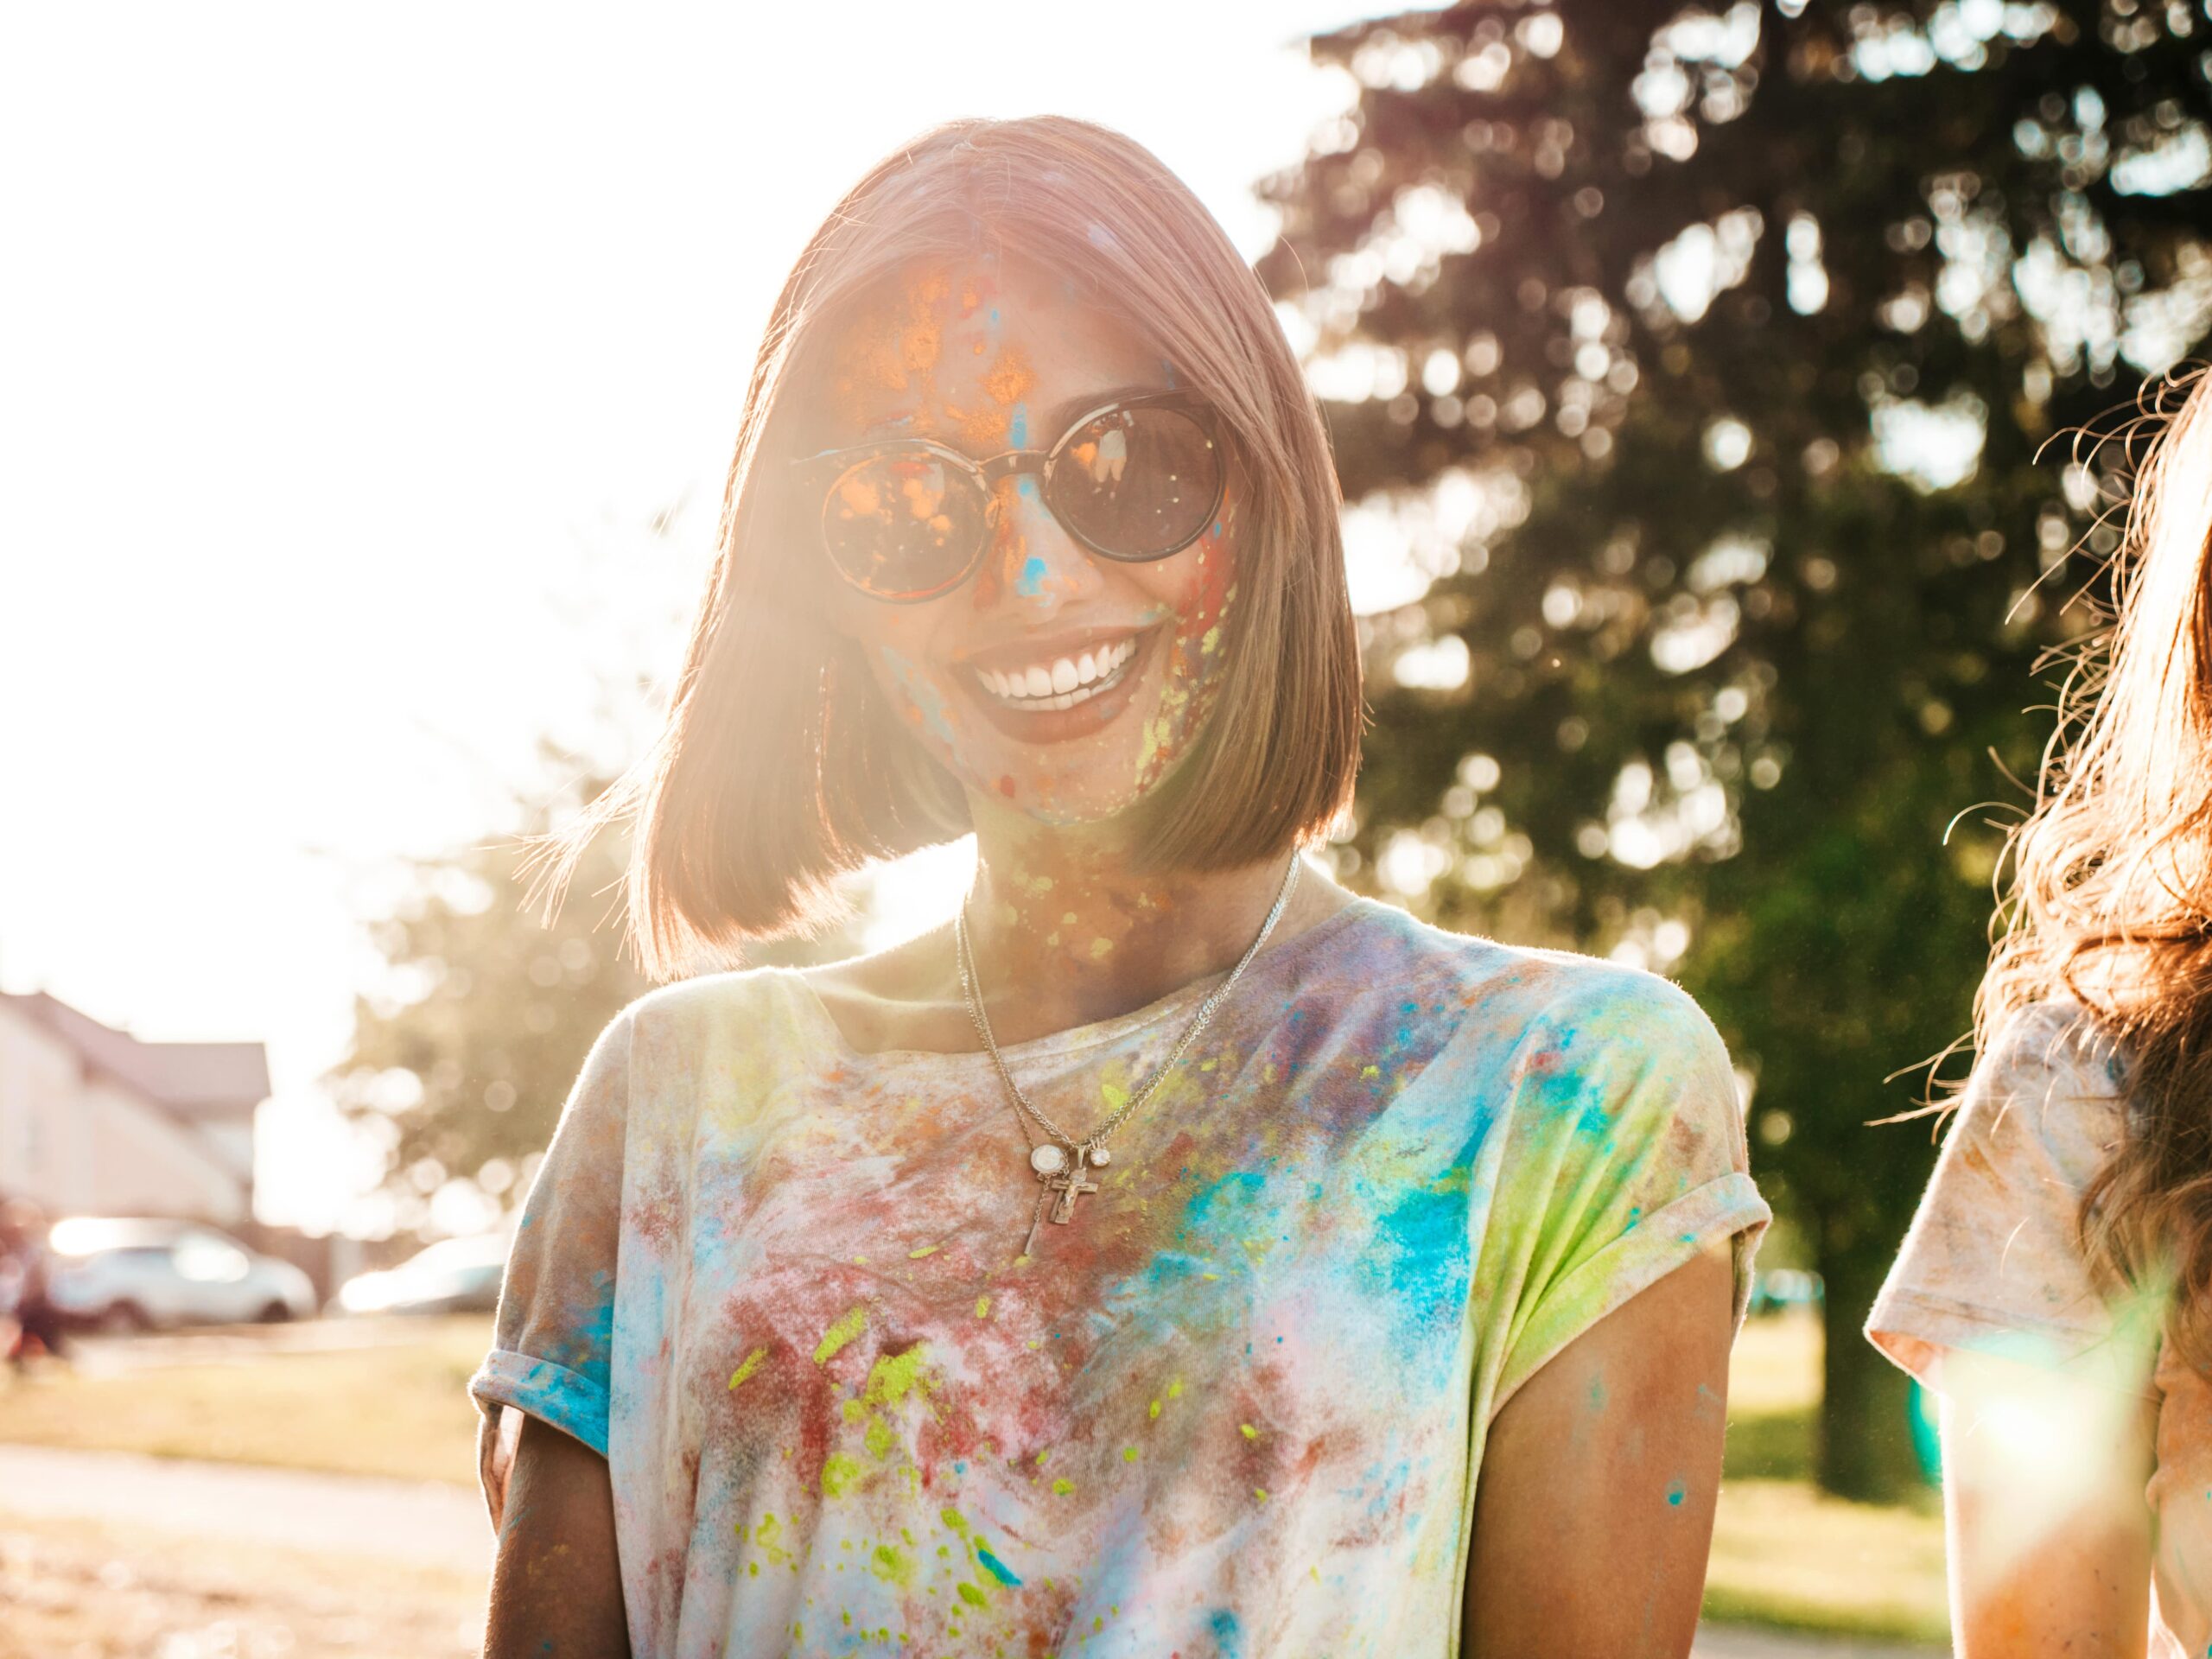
[
  {"x1": 727, "y1": 1346, "x2": 767, "y2": 1391},
  {"x1": 1090, "y1": 937, "x2": 1114, "y2": 960},
  {"x1": 1200, "y1": 624, "x2": 1222, "y2": 654},
  {"x1": 1169, "y1": 1378, "x2": 1185, "y2": 1400},
  {"x1": 1361, "y1": 1064, "x2": 1382, "y2": 1079},
  {"x1": 841, "y1": 1398, "x2": 868, "y2": 1423},
  {"x1": 820, "y1": 1454, "x2": 867, "y2": 1497},
  {"x1": 1255, "y1": 1488, "x2": 1269, "y2": 1503},
  {"x1": 1147, "y1": 1399, "x2": 1161, "y2": 1420},
  {"x1": 976, "y1": 1295, "x2": 992, "y2": 1319},
  {"x1": 958, "y1": 1581, "x2": 989, "y2": 1608},
  {"x1": 813, "y1": 1305, "x2": 868, "y2": 1363},
  {"x1": 1035, "y1": 1450, "x2": 1051, "y2": 1465},
  {"x1": 908, "y1": 1244, "x2": 939, "y2": 1259},
  {"x1": 1202, "y1": 1271, "x2": 1221, "y2": 1281},
  {"x1": 864, "y1": 1415, "x2": 897, "y2": 1461},
  {"x1": 1240, "y1": 1423, "x2": 1259, "y2": 1440},
  {"x1": 1100, "y1": 1079, "x2": 1128, "y2": 1112},
  {"x1": 1052, "y1": 1478, "x2": 1075, "y2": 1497},
  {"x1": 1061, "y1": 911, "x2": 1077, "y2": 925},
  {"x1": 869, "y1": 1542, "x2": 916, "y2": 1588},
  {"x1": 861, "y1": 1345, "x2": 937, "y2": 1410},
  {"x1": 755, "y1": 1512, "x2": 794, "y2": 1565},
  {"x1": 1122, "y1": 1446, "x2": 1141, "y2": 1462}
]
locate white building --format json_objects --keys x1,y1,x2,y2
[{"x1": 0, "y1": 991, "x2": 268, "y2": 1225}]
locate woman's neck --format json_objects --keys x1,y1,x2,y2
[{"x1": 955, "y1": 807, "x2": 1335, "y2": 1047}]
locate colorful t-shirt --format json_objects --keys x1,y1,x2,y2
[
  {"x1": 1867, "y1": 1001, "x2": 2210, "y2": 1659},
  {"x1": 470, "y1": 897, "x2": 1770, "y2": 1658}
]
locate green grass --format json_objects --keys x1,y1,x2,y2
[
  {"x1": 0, "y1": 1305, "x2": 1954, "y2": 1644},
  {"x1": 0, "y1": 1315, "x2": 490, "y2": 1486},
  {"x1": 1706, "y1": 1308, "x2": 1950, "y2": 1644}
]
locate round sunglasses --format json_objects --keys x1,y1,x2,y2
[{"x1": 790, "y1": 391, "x2": 1225, "y2": 603}]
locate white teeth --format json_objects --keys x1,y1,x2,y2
[{"x1": 974, "y1": 636, "x2": 1142, "y2": 710}]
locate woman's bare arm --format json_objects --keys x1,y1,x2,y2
[
  {"x1": 1462, "y1": 1247, "x2": 1735, "y2": 1658},
  {"x1": 1937, "y1": 1348, "x2": 2156, "y2": 1657},
  {"x1": 482, "y1": 1413, "x2": 631, "y2": 1659}
]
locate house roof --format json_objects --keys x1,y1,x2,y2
[{"x1": 0, "y1": 991, "x2": 270, "y2": 1121}]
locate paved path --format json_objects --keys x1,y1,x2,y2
[
  {"x1": 0, "y1": 1443, "x2": 492, "y2": 1571},
  {"x1": 0, "y1": 1443, "x2": 1942, "y2": 1656}
]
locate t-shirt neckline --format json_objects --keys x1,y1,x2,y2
[{"x1": 782, "y1": 894, "x2": 1390, "y2": 1068}]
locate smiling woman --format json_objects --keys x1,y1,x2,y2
[{"x1": 470, "y1": 117, "x2": 1770, "y2": 1659}]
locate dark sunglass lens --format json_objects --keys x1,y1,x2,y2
[
  {"x1": 1049, "y1": 404, "x2": 1221, "y2": 559},
  {"x1": 821, "y1": 455, "x2": 985, "y2": 599}
]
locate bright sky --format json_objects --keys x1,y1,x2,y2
[{"x1": 0, "y1": 3, "x2": 1381, "y2": 1234}]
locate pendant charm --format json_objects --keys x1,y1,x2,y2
[
  {"x1": 1047, "y1": 1163, "x2": 1100, "y2": 1224},
  {"x1": 1029, "y1": 1143, "x2": 1069, "y2": 1177}
]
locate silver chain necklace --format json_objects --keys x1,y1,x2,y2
[{"x1": 955, "y1": 854, "x2": 1301, "y2": 1258}]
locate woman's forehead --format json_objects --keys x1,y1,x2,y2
[{"x1": 815, "y1": 254, "x2": 1169, "y2": 453}]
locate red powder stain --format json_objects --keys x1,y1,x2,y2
[{"x1": 998, "y1": 775, "x2": 1018, "y2": 798}]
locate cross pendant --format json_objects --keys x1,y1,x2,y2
[{"x1": 1046, "y1": 1166, "x2": 1100, "y2": 1225}]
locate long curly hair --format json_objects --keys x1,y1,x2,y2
[{"x1": 1983, "y1": 364, "x2": 2212, "y2": 1365}]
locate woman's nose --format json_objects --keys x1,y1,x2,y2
[{"x1": 979, "y1": 474, "x2": 1103, "y2": 615}]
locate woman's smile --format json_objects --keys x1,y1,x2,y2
[{"x1": 957, "y1": 623, "x2": 1159, "y2": 742}]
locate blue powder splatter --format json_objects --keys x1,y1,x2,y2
[
  {"x1": 1008, "y1": 403, "x2": 1029, "y2": 447},
  {"x1": 1209, "y1": 1608, "x2": 1243, "y2": 1656},
  {"x1": 1015, "y1": 556, "x2": 1049, "y2": 598},
  {"x1": 1666, "y1": 1480, "x2": 1688, "y2": 1507},
  {"x1": 976, "y1": 1544, "x2": 1022, "y2": 1586}
]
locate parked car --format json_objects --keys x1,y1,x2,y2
[
  {"x1": 330, "y1": 1232, "x2": 507, "y2": 1317},
  {"x1": 43, "y1": 1217, "x2": 317, "y2": 1332}
]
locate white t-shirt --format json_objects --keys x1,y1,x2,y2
[{"x1": 1868, "y1": 1001, "x2": 2209, "y2": 1658}]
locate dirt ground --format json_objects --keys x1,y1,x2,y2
[{"x1": 0, "y1": 1507, "x2": 488, "y2": 1659}]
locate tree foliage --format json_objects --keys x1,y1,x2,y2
[
  {"x1": 328, "y1": 759, "x2": 658, "y2": 1233},
  {"x1": 1261, "y1": 0, "x2": 2212, "y2": 1497}
]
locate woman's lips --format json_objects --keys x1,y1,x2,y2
[{"x1": 959, "y1": 627, "x2": 1158, "y2": 744}]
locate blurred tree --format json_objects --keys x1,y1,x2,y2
[
  {"x1": 328, "y1": 748, "x2": 861, "y2": 1235},
  {"x1": 327, "y1": 754, "x2": 655, "y2": 1234},
  {"x1": 1261, "y1": 0, "x2": 2212, "y2": 1498}
]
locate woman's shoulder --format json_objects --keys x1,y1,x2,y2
[
  {"x1": 1953, "y1": 997, "x2": 2130, "y2": 1169},
  {"x1": 611, "y1": 964, "x2": 830, "y2": 1065},
  {"x1": 1978, "y1": 998, "x2": 2128, "y2": 1095},
  {"x1": 1325, "y1": 903, "x2": 1726, "y2": 1060}
]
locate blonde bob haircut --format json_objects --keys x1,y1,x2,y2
[{"x1": 547, "y1": 116, "x2": 1362, "y2": 981}]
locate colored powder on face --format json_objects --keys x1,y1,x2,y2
[
  {"x1": 975, "y1": 1295, "x2": 991, "y2": 1319},
  {"x1": 1015, "y1": 555, "x2": 1049, "y2": 598},
  {"x1": 957, "y1": 1581, "x2": 988, "y2": 1609},
  {"x1": 728, "y1": 1347, "x2": 767, "y2": 1391},
  {"x1": 1051, "y1": 1478, "x2": 1075, "y2": 1496},
  {"x1": 813, "y1": 1306, "x2": 868, "y2": 1364},
  {"x1": 976, "y1": 1544, "x2": 1022, "y2": 1587},
  {"x1": 1666, "y1": 1480, "x2": 1688, "y2": 1508}
]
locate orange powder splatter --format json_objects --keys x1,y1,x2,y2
[
  {"x1": 945, "y1": 346, "x2": 1038, "y2": 448},
  {"x1": 831, "y1": 267, "x2": 951, "y2": 407}
]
